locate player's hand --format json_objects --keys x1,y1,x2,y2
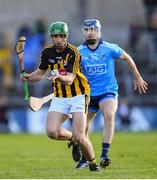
[
  {"x1": 46, "y1": 74, "x2": 60, "y2": 81},
  {"x1": 134, "y1": 76, "x2": 148, "y2": 94},
  {"x1": 20, "y1": 72, "x2": 29, "y2": 82},
  {"x1": 46, "y1": 69, "x2": 59, "y2": 81},
  {"x1": 46, "y1": 75, "x2": 55, "y2": 80}
]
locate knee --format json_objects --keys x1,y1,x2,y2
[
  {"x1": 105, "y1": 110, "x2": 115, "y2": 122},
  {"x1": 46, "y1": 127, "x2": 59, "y2": 139}
]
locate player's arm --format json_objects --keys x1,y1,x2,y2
[
  {"x1": 22, "y1": 49, "x2": 48, "y2": 82},
  {"x1": 53, "y1": 73, "x2": 76, "y2": 85},
  {"x1": 120, "y1": 50, "x2": 148, "y2": 94},
  {"x1": 120, "y1": 50, "x2": 142, "y2": 79},
  {"x1": 22, "y1": 68, "x2": 47, "y2": 82},
  {"x1": 56, "y1": 50, "x2": 80, "y2": 85},
  {"x1": 46, "y1": 71, "x2": 76, "y2": 85},
  {"x1": 47, "y1": 48, "x2": 80, "y2": 85}
]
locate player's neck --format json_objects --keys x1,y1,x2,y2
[{"x1": 55, "y1": 43, "x2": 67, "y2": 53}]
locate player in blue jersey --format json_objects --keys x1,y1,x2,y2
[{"x1": 76, "y1": 19, "x2": 148, "y2": 169}]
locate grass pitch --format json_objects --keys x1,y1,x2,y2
[{"x1": 0, "y1": 131, "x2": 157, "y2": 179}]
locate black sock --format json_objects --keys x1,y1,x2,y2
[
  {"x1": 88, "y1": 157, "x2": 96, "y2": 165},
  {"x1": 69, "y1": 136, "x2": 77, "y2": 145},
  {"x1": 81, "y1": 154, "x2": 87, "y2": 162},
  {"x1": 101, "y1": 143, "x2": 110, "y2": 159}
]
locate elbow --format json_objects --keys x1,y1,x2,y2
[{"x1": 36, "y1": 75, "x2": 44, "y2": 81}]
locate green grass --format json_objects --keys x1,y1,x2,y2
[{"x1": 0, "y1": 131, "x2": 157, "y2": 179}]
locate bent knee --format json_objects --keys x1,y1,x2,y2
[{"x1": 46, "y1": 128, "x2": 59, "y2": 139}]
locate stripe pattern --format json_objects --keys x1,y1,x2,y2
[{"x1": 39, "y1": 43, "x2": 90, "y2": 98}]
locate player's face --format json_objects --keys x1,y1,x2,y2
[
  {"x1": 51, "y1": 34, "x2": 67, "y2": 50},
  {"x1": 83, "y1": 26, "x2": 101, "y2": 45}
]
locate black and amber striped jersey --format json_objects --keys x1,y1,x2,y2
[{"x1": 39, "y1": 43, "x2": 90, "y2": 97}]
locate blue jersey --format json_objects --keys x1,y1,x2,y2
[{"x1": 78, "y1": 40, "x2": 123, "y2": 96}]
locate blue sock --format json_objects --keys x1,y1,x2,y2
[{"x1": 101, "y1": 143, "x2": 110, "y2": 159}]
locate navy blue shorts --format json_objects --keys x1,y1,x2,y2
[{"x1": 89, "y1": 92, "x2": 118, "y2": 113}]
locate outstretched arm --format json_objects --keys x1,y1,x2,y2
[
  {"x1": 22, "y1": 68, "x2": 47, "y2": 82},
  {"x1": 120, "y1": 50, "x2": 148, "y2": 94}
]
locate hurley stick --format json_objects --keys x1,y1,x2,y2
[
  {"x1": 29, "y1": 93, "x2": 54, "y2": 112},
  {"x1": 15, "y1": 36, "x2": 29, "y2": 101}
]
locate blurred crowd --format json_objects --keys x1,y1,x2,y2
[
  {"x1": 0, "y1": 17, "x2": 48, "y2": 133},
  {"x1": 0, "y1": 17, "x2": 49, "y2": 96},
  {"x1": 129, "y1": 0, "x2": 157, "y2": 62}
]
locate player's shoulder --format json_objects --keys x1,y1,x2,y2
[
  {"x1": 101, "y1": 40, "x2": 120, "y2": 50},
  {"x1": 42, "y1": 44, "x2": 54, "y2": 52},
  {"x1": 67, "y1": 43, "x2": 80, "y2": 55},
  {"x1": 68, "y1": 43, "x2": 78, "y2": 51},
  {"x1": 78, "y1": 42, "x2": 88, "y2": 51}
]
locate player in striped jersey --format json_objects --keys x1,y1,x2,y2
[
  {"x1": 40, "y1": 41, "x2": 89, "y2": 98},
  {"x1": 22, "y1": 21, "x2": 100, "y2": 171}
]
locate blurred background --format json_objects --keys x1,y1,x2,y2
[{"x1": 0, "y1": 0, "x2": 157, "y2": 134}]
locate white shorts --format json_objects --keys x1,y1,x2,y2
[{"x1": 48, "y1": 94, "x2": 88, "y2": 115}]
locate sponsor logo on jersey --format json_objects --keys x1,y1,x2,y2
[
  {"x1": 85, "y1": 64, "x2": 106, "y2": 75},
  {"x1": 48, "y1": 59, "x2": 55, "y2": 63},
  {"x1": 49, "y1": 57, "x2": 62, "y2": 64},
  {"x1": 56, "y1": 56, "x2": 62, "y2": 59}
]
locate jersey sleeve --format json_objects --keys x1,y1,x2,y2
[
  {"x1": 38, "y1": 50, "x2": 49, "y2": 70},
  {"x1": 66, "y1": 48, "x2": 81, "y2": 74},
  {"x1": 112, "y1": 44, "x2": 123, "y2": 59}
]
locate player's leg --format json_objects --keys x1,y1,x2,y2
[
  {"x1": 76, "y1": 112, "x2": 96, "y2": 169},
  {"x1": 99, "y1": 98, "x2": 118, "y2": 168},
  {"x1": 72, "y1": 112, "x2": 100, "y2": 171},
  {"x1": 85, "y1": 112, "x2": 96, "y2": 136},
  {"x1": 46, "y1": 111, "x2": 71, "y2": 140},
  {"x1": 46, "y1": 97, "x2": 81, "y2": 162},
  {"x1": 70, "y1": 95, "x2": 100, "y2": 171}
]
